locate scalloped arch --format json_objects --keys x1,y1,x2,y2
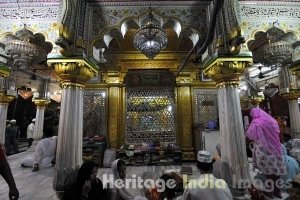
[
  {"x1": 162, "y1": 17, "x2": 182, "y2": 38},
  {"x1": 120, "y1": 17, "x2": 139, "y2": 38},
  {"x1": 246, "y1": 26, "x2": 300, "y2": 50},
  {"x1": 180, "y1": 27, "x2": 200, "y2": 47},
  {"x1": 98, "y1": 26, "x2": 123, "y2": 48}
]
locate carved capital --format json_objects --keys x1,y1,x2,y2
[
  {"x1": 32, "y1": 99, "x2": 51, "y2": 107},
  {"x1": 48, "y1": 58, "x2": 98, "y2": 85},
  {"x1": 0, "y1": 93, "x2": 15, "y2": 104},
  {"x1": 281, "y1": 90, "x2": 300, "y2": 101},
  {"x1": 249, "y1": 96, "x2": 264, "y2": 107},
  {"x1": 203, "y1": 56, "x2": 252, "y2": 88},
  {"x1": 103, "y1": 71, "x2": 125, "y2": 85},
  {"x1": 176, "y1": 72, "x2": 197, "y2": 85}
]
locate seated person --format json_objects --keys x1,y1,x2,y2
[
  {"x1": 158, "y1": 172, "x2": 183, "y2": 200},
  {"x1": 20, "y1": 128, "x2": 57, "y2": 172},
  {"x1": 282, "y1": 144, "x2": 300, "y2": 183},
  {"x1": 288, "y1": 173, "x2": 300, "y2": 200},
  {"x1": 180, "y1": 151, "x2": 233, "y2": 200},
  {"x1": 63, "y1": 161, "x2": 106, "y2": 200},
  {"x1": 110, "y1": 159, "x2": 134, "y2": 200}
]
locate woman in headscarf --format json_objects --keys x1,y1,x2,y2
[
  {"x1": 110, "y1": 159, "x2": 134, "y2": 200},
  {"x1": 282, "y1": 144, "x2": 300, "y2": 183},
  {"x1": 246, "y1": 108, "x2": 286, "y2": 198},
  {"x1": 63, "y1": 161, "x2": 106, "y2": 200}
]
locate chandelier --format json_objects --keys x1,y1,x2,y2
[
  {"x1": 2, "y1": 25, "x2": 53, "y2": 68},
  {"x1": 250, "y1": 26, "x2": 294, "y2": 67},
  {"x1": 134, "y1": 8, "x2": 168, "y2": 59},
  {"x1": 253, "y1": 41, "x2": 293, "y2": 66}
]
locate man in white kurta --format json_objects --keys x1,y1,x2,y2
[
  {"x1": 21, "y1": 129, "x2": 57, "y2": 171},
  {"x1": 180, "y1": 151, "x2": 233, "y2": 200},
  {"x1": 26, "y1": 118, "x2": 35, "y2": 148}
]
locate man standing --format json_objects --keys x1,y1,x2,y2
[
  {"x1": 5, "y1": 120, "x2": 19, "y2": 156},
  {"x1": 26, "y1": 118, "x2": 35, "y2": 148}
]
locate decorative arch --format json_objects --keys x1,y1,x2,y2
[
  {"x1": 0, "y1": 26, "x2": 55, "y2": 47},
  {"x1": 246, "y1": 26, "x2": 299, "y2": 51},
  {"x1": 180, "y1": 27, "x2": 200, "y2": 47},
  {"x1": 162, "y1": 17, "x2": 182, "y2": 37},
  {"x1": 119, "y1": 17, "x2": 139, "y2": 38}
]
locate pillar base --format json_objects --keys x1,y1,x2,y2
[
  {"x1": 53, "y1": 167, "x2": 79, "y2": 192},
  {"x1": 181, "y1": 149, "x2": 195, "y2": 161}
]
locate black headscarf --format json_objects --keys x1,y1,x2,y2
[
  {"x1": 63, "y1": 161, "x2": 105, "y2": 200},
  {"x1": 76, "y1": 161, "x2": 98, "y2": 193}
]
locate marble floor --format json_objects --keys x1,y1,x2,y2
[
  {"x1": 0, "y1": 150, "x2": 289, "y2": 200},
  {"x1": 0, "y1": 150, "x2": 199, "y2": 200}
]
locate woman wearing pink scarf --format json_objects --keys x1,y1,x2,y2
[{"x1": 246, "y1": 108, "x2": 286, "y2": 198}]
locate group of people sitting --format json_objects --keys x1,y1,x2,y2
[
  {"x1": 66, "y1": 108, "x2": 300, "y2": 200},
  {"x1": 62, "y1": 150, "x2": 233, "y2": 200},
  {"x1": 2, "y1": 107, "x2": 300, "y2": 200}
]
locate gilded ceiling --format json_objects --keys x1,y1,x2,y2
[{"x1": 0, "y1": 0, "x2": 300, "y2": 89}]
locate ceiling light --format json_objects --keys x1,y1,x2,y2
[
  {"x1": 133, "y1": 8, "x2": 167, "y2": 59},
  {"x1": 2, "y1": 25, "x2": 52, "y2": 69}
]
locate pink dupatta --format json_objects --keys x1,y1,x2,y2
[{"x1": 246, "y1": 108, "x2": 282, "y2": 155}]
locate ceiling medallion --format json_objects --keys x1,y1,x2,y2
[{"x1": 133, "y1": 8, "x2": 167, "y2": 59}]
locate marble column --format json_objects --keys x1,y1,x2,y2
[
  {"x1": 32, "y1": 99, "x2": 50, "y2": 139},
  {"x1": 282, "y1": 93, "x2": 300, "y2": 134},
  {"x1": 204, "y1": 57, "x2": 252, "y2": 199},
  {"x1": 47, "y1": 58, "x2": 98, "y2": 194},
  {"x1": 0, "y1": 93, "x2": 14, "y2": 144}
]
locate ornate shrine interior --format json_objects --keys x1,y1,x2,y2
[{"x1": 0, "y1": 0, "x2": 299, "y2": 157}]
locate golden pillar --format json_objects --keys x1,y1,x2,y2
[
  {"x1": 48, "y1": 58, "x2": 98, "y2": 193},
  {"x1": 203, "y1": 56, "x2": 252, "y2": 196},
  {"x1": 104, "y1": 71, "x2": 125, "y2": 149},
  {"x1": 176, "y1": 76, "x2": 195, "y2": 160}
]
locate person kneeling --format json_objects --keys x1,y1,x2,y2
[{"x1": 20, "y1": 128, "x2": 57, "y2": 172}]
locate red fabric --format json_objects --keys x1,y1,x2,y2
[{"x1": 0, "y1": 147, "x2": 6, "y2": 161}]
